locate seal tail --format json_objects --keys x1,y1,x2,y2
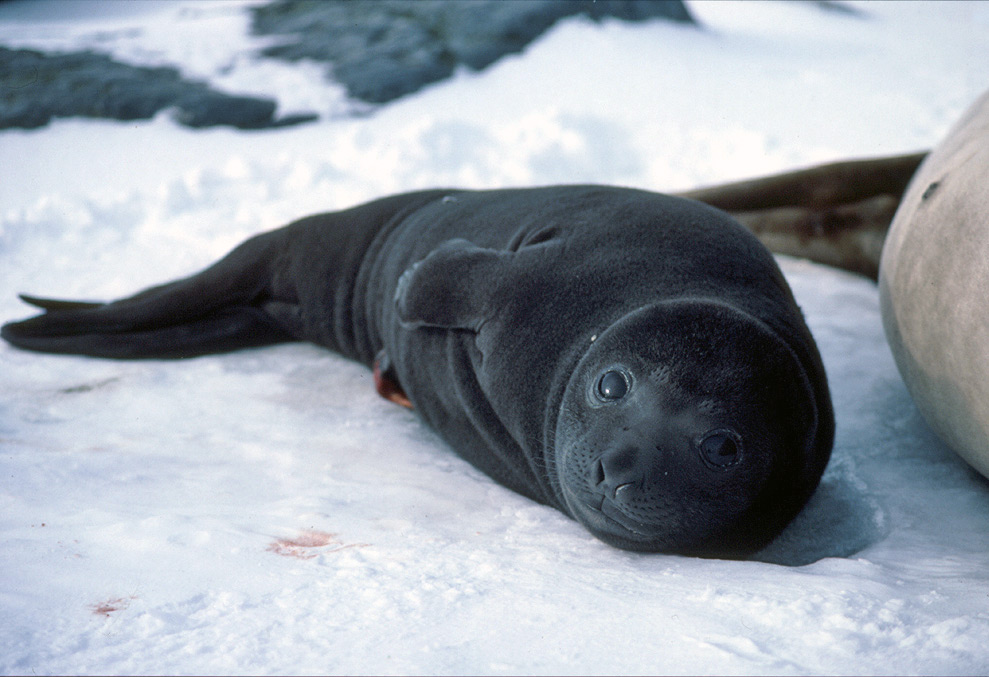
[{"x1": 1, "y1": 233, "x2": 301, "y2": 359}]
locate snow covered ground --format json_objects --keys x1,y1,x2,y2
[{"x1": 2, "y1": 1, "x2": 989, "y2": 674}]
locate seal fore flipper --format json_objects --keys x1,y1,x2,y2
[
  {"x1": 1, "y1": 234, "x2": 302, "y2": 359},
  {"x1": 395, "y1": 239, "x2": 513, "y2": 330}
]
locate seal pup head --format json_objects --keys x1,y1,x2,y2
[{"x1": 553, "y1": 300, "x2": 822, "y2": 557}]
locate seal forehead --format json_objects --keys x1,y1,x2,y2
[{"x1": 580, "y1": 301, "x2": 781, "y2": 395}]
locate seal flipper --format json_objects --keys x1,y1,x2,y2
[
  {"x1": 18, "y1": 295, "x2": 105, "y2": 312},
  {"x1": 1, "y1": 234, "x2": 301, "y2": 359},
  {"x1": 1, "y1": 302, "x2": 294, "y2": 358},
  {"x1": 395, "y1": 239, "x2": 512, "y2": 330}
]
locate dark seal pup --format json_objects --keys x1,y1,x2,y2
[{"x1": 1, "y1": 186, "x2": 834, "y2": 557}]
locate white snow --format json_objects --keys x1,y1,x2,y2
[{"x1": 2, "y1": 1, "x2": 989, "y2": 674}]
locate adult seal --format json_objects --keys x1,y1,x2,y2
[
  {"x1": 2, "y1": 186, "x2": 834, "y2": 557},
  {"x1": 879, "y1": 90, "x2": 989, "y2": 480}
]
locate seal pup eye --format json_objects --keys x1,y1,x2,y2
[
  {"x1": 697, "y1": 429, "x2": 742, "y2": 470},
  {"x1": 596, "y1": 369, "x2": 630, "y2": 401}
]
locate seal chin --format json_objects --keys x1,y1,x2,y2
[
  {"x1": 564, "y1": 479, "x2": 753, "y2": 556},
  {"x1": 561, "y1": 478, "x2": 686, "y2": 552},
  {"x1": 567, "y1": 494, "x2": 678, "y2": 552}
]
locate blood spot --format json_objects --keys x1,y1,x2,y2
[
  {"x1": 90, "y1": 596, "x2": 136, "y2": 617},
  {"x1": 265, "y1": 530, "x2": 368, "y2": 559}
]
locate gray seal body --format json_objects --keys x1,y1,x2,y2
[{"x1": 2, "y1": 186, "x2": 834, "y2": 557}]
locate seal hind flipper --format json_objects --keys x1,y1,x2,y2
[
  {"x1": 1, "y1": 234, "x2": 301, "y2": 359},
  {"x1": 1, "y1": 303, "x2": 295, "y2": 359},
  {"x1": 18, "y1": 295, "x2": 105, "y2": 312}
]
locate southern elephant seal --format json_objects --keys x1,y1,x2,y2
[
  {"x1": 2, "y1": 186, "x2": 834, "y2": 556},
  {"x1": 880, "y1": 90, "x2": 989, "y2": 480}
]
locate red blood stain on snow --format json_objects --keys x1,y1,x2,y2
[
  {"x1": 90, "y1": 596, "x2": 136, "y2": 617},
  {"x1": 266, "y1": 530, "x2": 368, "y2": 559}
]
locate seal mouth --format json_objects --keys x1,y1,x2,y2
[{"x1": 587, "y1": 496, "x2": 652, "y2": 538}]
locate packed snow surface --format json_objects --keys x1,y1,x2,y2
[{"x1": 2, "y1": 1, "x2": 989, "y2": 674}]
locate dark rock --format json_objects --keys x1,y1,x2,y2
[
  {"x1": 173, "y1": 92, "x2": 277, "y2": 129},
  {"x1": 251, "y1": 0, "x2": 695, "y2": 104},
  {"x1": 0, "y1": 46, "x2": 314, "y2": 131},
  {"x1": 0, "y1": 0, "x2": 694, "y2": 130}
]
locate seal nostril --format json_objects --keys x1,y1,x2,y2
[
  {"x1": 594, "y1": 459, "x2": 605, "y2": 486},
  {"x1": 614, "y1": 482, "x2": 633, "y2": 501}
]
